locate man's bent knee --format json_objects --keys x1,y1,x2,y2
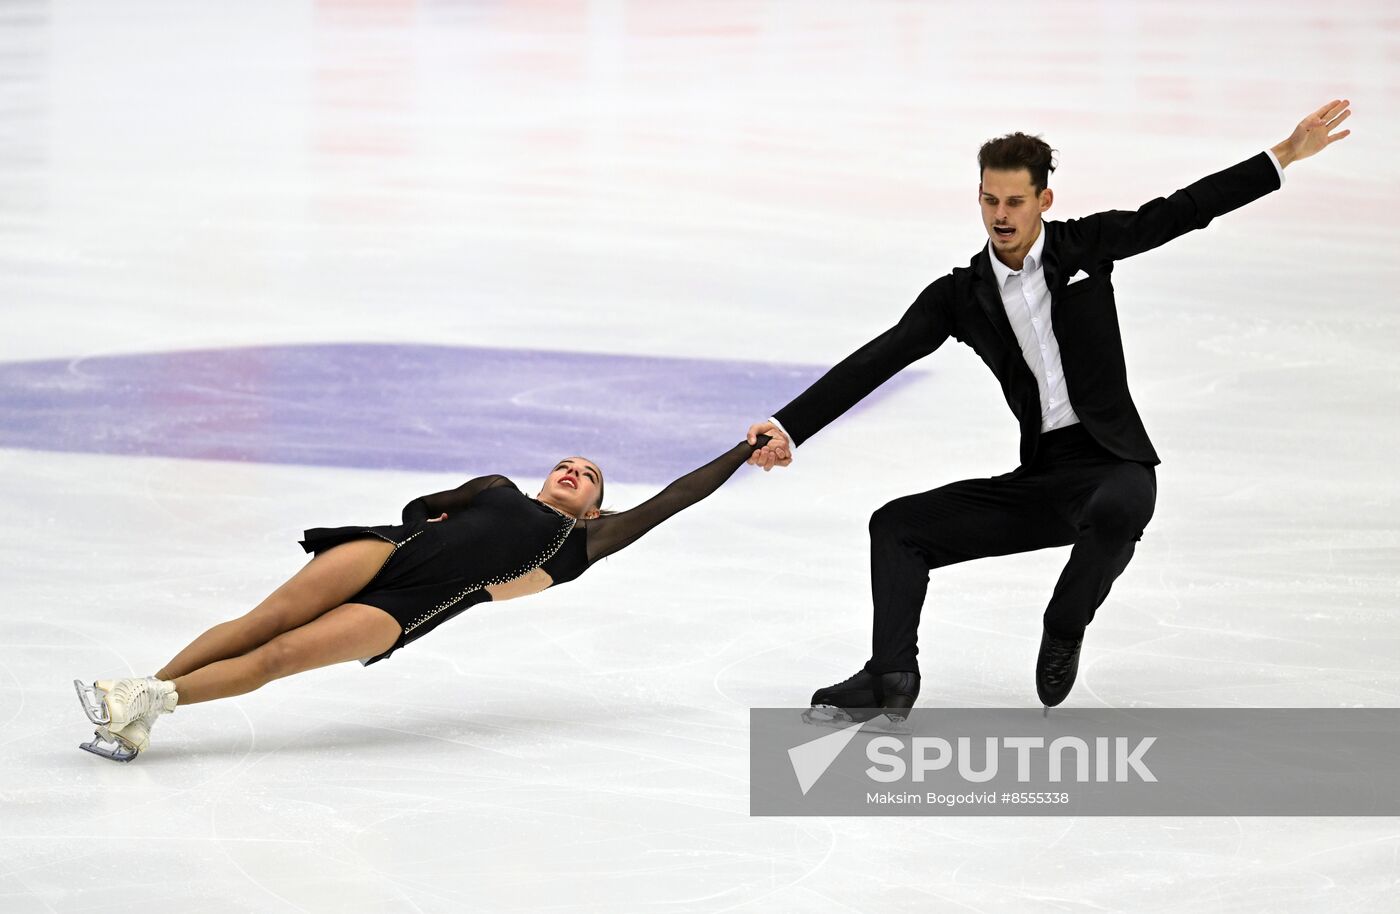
[
  {"x1": 869, "y1": 498, "x2": 919, "y2": 540},
  {"x1": 1083, "y1": 495, "x2": 1154, "y2": 547}
]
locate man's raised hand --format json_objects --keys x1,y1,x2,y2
[
  {"x1": 746, "y1": 421, "x2": 792, "y2": 471},
  {"x1": 1273, "y1": 99, "x2": 1351, "y2": 168}
]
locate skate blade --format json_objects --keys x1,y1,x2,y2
[
  {"x1": 802, "y1": 706, "x2": 911, "y2": 734},
  {"x1": 79, "y1": 729, "x2": 138, "y2": 763},
  {"x1": 862, "y1": 713, "x2": 912, "y2": 735},
  {"x1": 802, "y1": 704, "x2": 856, "y2": 727},
  {"x1": 803, "y1": 705, "x2": 879, "y2": 727},
  {"x1": 73, "y1": 679, "x2": 110, "y2": 725}
]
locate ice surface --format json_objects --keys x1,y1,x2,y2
[{"x1": 2, "y1": 1, "x2": 1398, "y2": 911}]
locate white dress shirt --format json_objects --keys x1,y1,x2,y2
[{"x1": 986, "y1": 223, "x2": 1080, "y2": 433}]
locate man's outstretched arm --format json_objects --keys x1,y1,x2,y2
[
  {"x1": 1068, "y1": 99, "x2": 1352, "y2": 264},
  {"x1": 745, "y1": 276, "x2": 956, "y2": 470}
]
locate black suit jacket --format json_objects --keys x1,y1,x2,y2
[{"x1": 773, "y1": 152, "x2": 1283, "y2": 468}]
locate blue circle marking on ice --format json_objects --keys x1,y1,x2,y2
[{"x1": 0, "y1": 343, "x2": 920, "y2": 483}]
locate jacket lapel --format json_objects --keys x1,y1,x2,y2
[
  {"x1": 1039, "y1": 221, "x2": 1063, "y2": 293},
  {"x1": 971, "y1": 246, "x2": 1020, "y2": 351}
]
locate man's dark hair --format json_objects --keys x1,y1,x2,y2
[{"x1": 978, "y1": 132, "x2": 1057, "y2": 194}]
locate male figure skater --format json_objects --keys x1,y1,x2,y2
[{"x1": 746, "y1": 100, "x2": 1351, "y2": 719}]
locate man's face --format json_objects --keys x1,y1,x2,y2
[{"x1": 979, "y1": 168, "x2": 1053, "y2": 264}]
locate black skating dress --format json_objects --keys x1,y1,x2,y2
[{"x1": 299, "y1": 439, "x2": 763, "y2": 664}]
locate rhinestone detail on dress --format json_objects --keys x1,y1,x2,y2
[
  {"x1": 401, "y1": 511, "x2": 576, "y2": 635},
  {"x1": 361, "y1": 530, "x2": 423, "y2": 586}
]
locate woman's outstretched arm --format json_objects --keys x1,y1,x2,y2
[{"x1": 583, "y1": 436, "x2": 768, "y2": 563}]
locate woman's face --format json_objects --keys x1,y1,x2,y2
[{"x1": 539, "y1": 457, "x2": 603, "y2": 519}]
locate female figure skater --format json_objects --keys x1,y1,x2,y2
[{"x1": 74, "y1": 436, "x2": 768, "y2": 761}]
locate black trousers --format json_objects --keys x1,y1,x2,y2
[{"x1": 863, "y1": 424, "x2": 1157, "y2": 675}]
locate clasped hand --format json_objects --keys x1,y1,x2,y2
[{"x1": 746, "y1": 421, "x2": 792, "y2": 471}]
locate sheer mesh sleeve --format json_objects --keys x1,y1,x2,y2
[
  {"x1": 582, "y1": 437, "x2": 766, "y2": 564},
  {"x1": 400, "y1": 475, "x2": 512, "y2": 523}
]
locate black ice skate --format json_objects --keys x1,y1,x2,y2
[
  {"x1": 1036, "y1": 629, "x2": 1083, "y2": 712},
  {"x1": 878, "y1": 672, "x2": 919, "y2": 717},
  {"x1": 804, "y1": 669, "x2": 920, "y2": 732}
]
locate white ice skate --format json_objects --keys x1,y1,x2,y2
[
  {"x1": 79, "y1": 725, "x2": 139, "y2": 763},
  {"x1": 73, "y1": 679, "x2": 113, "y2": 725},
  {"x1": 74, "y1": 677, "x2": 178, "y2": 763}
]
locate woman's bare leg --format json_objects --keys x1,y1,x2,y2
[
  {"x1": 155, "y1": 539, "x2": 396, "y2": 681},
  {"x1": 172, "y1": 602, "x2": 402, "y2": 704}
]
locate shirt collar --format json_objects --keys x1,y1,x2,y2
[{"x1": 986, "y1": 220, "x2": 1046, "y2": 288}]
